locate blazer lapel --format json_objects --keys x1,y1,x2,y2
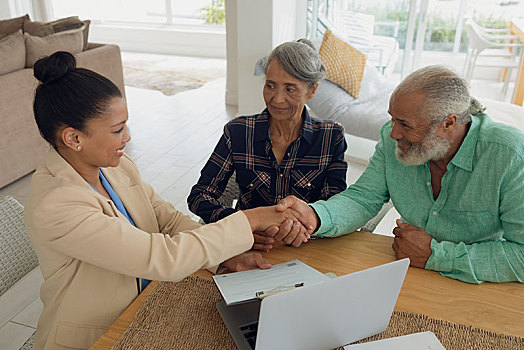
[{"x1": 102, "y1": 166, "x2": 159, "y2": 233}]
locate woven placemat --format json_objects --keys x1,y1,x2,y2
[{"x1": 113, "y1": 276, "x2": 524, "y2": 350}]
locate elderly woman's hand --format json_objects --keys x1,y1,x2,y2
[
  {"x1": 251, "y1": 223, "x2": 310, "y2": 252},
  {"x1": 253, "y1": 226, "x2": 280, "y2": 251}
]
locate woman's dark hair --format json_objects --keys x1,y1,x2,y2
[{"x1": 33, "y1": 51, "x2": 122, "y2": 148}]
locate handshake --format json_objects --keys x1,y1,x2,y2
[{"x1": 242, "y1": 195, "x2": 319, "y2": 251}]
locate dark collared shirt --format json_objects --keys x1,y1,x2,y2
[{"x1": 188, "y1": 108, "x2": 348, "y2": 223}]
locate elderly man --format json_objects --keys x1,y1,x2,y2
[{"x1": 275, "y1": 65, "x2": 523, "y2": 284}]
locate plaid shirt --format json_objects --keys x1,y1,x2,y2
[{"x1": 188, "y1": 108, "x2": 347, "y2": 223}]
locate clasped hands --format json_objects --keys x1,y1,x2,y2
[
  {"x1": 222, "y1": 196, "x2": 317, "y2": 273},
  {"x1": 243, "y1": 196, "x2": 434, "y2": 269},
  {"x1": 243, "y1": 195, "x2": 319, "y2": 251}
]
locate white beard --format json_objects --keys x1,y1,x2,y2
[{"x1": 395, "y1": 128, "x2": 451, "y2": 166}]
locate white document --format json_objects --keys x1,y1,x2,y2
[
  {"x1": 213, "y1": 259, "x2": 329, "y2": 305},
  {"x1": 344, "y1": 331, "x2": 445, "y2": 349}
]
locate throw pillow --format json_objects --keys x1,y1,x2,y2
[
  {"x1": 0, "y1": 14, "x2": 29, "y2": 39},
  {"x1": 319, "y1": 29, "x2": 367, "y2": 99},
  {"x1": 0, "y1": 30, "x2": 25, "y2": 75},
  {"x1": 24, "y1": 30, "x2": 84, "y2": 67},
  {"x1": 23, "y1": 16, "x2": 90, "y2": 50}
]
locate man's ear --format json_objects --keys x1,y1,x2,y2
[
  {"x1": 442, "y1": 114, "x2": 458, "y2": 131},
  {"x1": 61, "y1": 127, "x2": 82, "y2": 151}
]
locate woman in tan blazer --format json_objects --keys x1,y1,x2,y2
[{"x1": 24, "y1": 52, "x2": 300, "y2": 350}]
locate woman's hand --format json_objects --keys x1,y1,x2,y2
[
  {"x1": 243, "y1": 206, "x2": 310, "y2": 249},
  {"x1": 221, "y1": 252, "x2": 272, "y2": 272}
]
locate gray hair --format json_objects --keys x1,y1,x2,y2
[
  {"x1": 393, "y1": 65, "x2": 478, "y2": 125},
  {"x1": 262, "y1": 39, "x2": 326, "y2": 88}
]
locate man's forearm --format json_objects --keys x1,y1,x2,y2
[{"x1": 426, "y1": 239, "x2": 524, "y2": 283}]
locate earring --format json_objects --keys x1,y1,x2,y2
[{"x1": 76, "y1": 146, "x2": 81, "y2": 150}]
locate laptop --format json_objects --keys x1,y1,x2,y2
[{"x1": 216, "y1": 258, "x2": 410, "y2": 350}]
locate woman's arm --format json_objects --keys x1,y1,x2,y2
[
  {"x1": 26, "y1": 186, "x2": 254, "y2": 282},
  {"x1": 187, "y1": 124, "x2": 236, "y2": 223},
  {"x1": 320, "y1": 123, "x2": 348, "y2": 200}
]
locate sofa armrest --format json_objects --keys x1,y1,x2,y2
[{"x1": 75, "y1": 44, "x2": 126, "y2": 98}]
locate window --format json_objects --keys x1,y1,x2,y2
[{"x1": 51, "y1": 0, "x2": 225, "y2": 27}]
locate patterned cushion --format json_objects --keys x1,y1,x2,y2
[
  {"x1": 319, "y1": 29, "x2": 367, "y2": 98},
  {"x1": 0, "y1": 196, "x2": 39, "y2": 297}
]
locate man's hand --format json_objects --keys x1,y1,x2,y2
[
  {"x1": 220, "y1": 252, "x2": 272, "y2": 272},
  {"x1": 392, "y1": 219, "x2": 432, "y2": 268},
  {"x1": 276, "y1": 195, "x2": 319, "y2": 234}
]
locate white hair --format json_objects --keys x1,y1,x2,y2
[
  {"x1": 393, "y1": 65, "x2": 473, "y2": 125},
  {"x1": 263, "y1": 39, "x2": 326, "y2": 88}
]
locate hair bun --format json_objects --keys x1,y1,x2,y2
[
  {"x1": 33, "y1": 51, "x2": 77, "y2": 85},
  {"x1": 297, "y1": 38, "x2": 316, "y2": 50}
]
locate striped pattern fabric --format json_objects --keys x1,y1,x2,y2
[
  {"x1": 339, "y1": 11, "x2": 375, "y2": 48},
  {"x1": 188, "y1": 108, "x2": 348, "y2": 224},
  {"x1": 319, "y1": 29, "x2": 367, "y2": 98}
]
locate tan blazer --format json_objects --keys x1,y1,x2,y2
[{"x1": 25, "y1": 148, "x2": 254, "y2": 350}]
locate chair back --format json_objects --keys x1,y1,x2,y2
[
  {"x1": 0, "y1": 196, "x2": 39, "y2": 297},
  {"x1": 464, "y1": 19, "x2": 497, "y2": 52}
]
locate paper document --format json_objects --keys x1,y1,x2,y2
[
  {"x1": 213, "y1": 259, "x2": 329, "y2": 305},
  {"x1": 344, "y1": 331, "x2": 445, "y2": 349}
]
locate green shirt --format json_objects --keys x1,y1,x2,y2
[{"x1": 310, "y1": 114, "x2": 524, "y2": 284}]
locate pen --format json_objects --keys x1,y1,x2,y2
[{"x1": 256, "y1": 282, "x2": 304, "y2": 299}]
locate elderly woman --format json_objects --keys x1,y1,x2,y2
[
  {"x1": 24, "y1": 51, "x2": 296, "y2": 350},
  {"x1": 188, "y1": 39, "x2": 348, "y2": 251}
]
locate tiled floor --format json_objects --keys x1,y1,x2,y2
[{"x1": 0, "y1": 52, "x2": 517, "y2": 349}]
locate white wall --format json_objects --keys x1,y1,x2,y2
[
  {"x1": 226, "y1": 0, "x2": 307, "y2": 115},
  {"x1": 225, "y1": 0, "x2": 238, "y2": 106},
  {"x1": 89, "y1": 24, "x2": 226, "y2": 58},
  {"x1": 0, "y1": 2, "x2": 11, "y2": 18},
  {"x1": 0, "y1": 0, "x2": 32, "y2": 19}
]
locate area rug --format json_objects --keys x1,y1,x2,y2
[
  {"x1": 113, "y1": 277, "x2": 524, "y2": 350},
  {"x1": 122, "y1": 54, "x2": 226, "y2": 96},
  {"x1": 123, "y1": 65, "x2": 207, "y2": 96}
]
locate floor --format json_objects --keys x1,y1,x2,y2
[{"x1": 0, "y1": 52, "x2": 518, "y2": 349}]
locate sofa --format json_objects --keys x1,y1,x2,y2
[{"x1": 0, "y1": 15, "x2": 125, "y2": 188}]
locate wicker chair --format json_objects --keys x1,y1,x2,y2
[
  {"x1": 208, "y1": 173, "x2": 393, "y2": 233},
  {"x1": 0, "y1": 196, "x2": 38, "y2": 349}
]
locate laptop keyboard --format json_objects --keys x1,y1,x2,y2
[{"x1": 239, "y1": 321, "x2": 259, "y2": 349}]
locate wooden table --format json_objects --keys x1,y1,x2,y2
[
  {"x1": 510, "y1": 18, "x2": 524, "y2": 106},
  {"x1": 91, "y1": 232, "x2": 524, "y2": 349}
]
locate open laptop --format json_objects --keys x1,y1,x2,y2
[{"x1": 216, "y1": 258, "x2": 410, "y2": 350}]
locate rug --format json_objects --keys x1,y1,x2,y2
[
  {"x1": 113, "y1": 277, "x2": 524, "y2": 350},
  {"x1": 121, "y1": 53, "x2": 226, "y2": 96}
]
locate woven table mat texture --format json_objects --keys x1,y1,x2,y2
[{"x1": 112, "y1": 276, "x2": 523, "y2": 350}]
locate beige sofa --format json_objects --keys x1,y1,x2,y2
[{"x1": 0, "y1": 43, "x2": 125, "y2": 188}]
